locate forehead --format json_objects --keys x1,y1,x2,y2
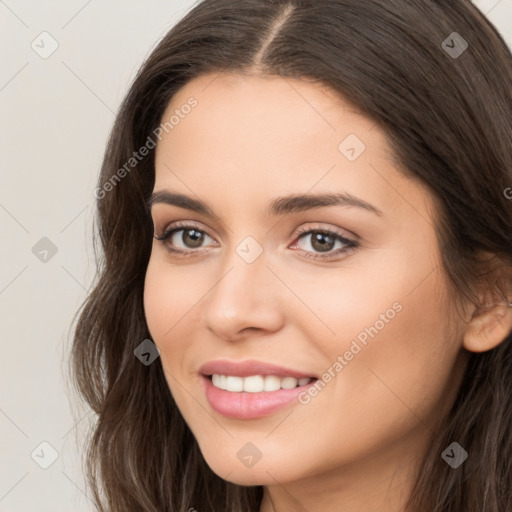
[
  {"x1": 154, "y1": 72, "x2": 391, "y2": 183},
  {"x1": 158, "y1": 72, "x2": 384, "y2": 147}
]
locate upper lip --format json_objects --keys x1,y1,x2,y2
[{"x1": 199, "y1": 359, "x2": 318, "y2": 379}]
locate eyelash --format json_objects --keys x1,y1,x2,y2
[{"x1": 154, "y1": 221, "x2": 359, "y2": 261}]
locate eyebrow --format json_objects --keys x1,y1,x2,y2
[{"x1": 147, "y1": 190, "x2": 383, "y2": 218}]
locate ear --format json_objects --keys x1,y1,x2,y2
[{"x1": 462, "y1": 283, "x2": 512, "y2": 353}]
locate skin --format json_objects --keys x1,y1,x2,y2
[{"x1": 143, "y1": 72, "x2": 512, "y2": 512}]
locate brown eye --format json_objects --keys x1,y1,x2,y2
[
  {"x1": 177, "y1": 228, "x2": 205, "y2": 249},
  {"x1": 154, "y1": 222, "x2": 216, "y2": 255},
  {"x1": 291, "y1": 226, "x2": 358, "y2": 261},
  {"x1": 308, "y1": 231, "x2": 336, "y2": 253}
]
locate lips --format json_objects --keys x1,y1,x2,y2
[{"x1": 199, "y1": 359, "x2": 318, "y2": 419}]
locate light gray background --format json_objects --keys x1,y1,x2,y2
[{"x1": 1, "y1": 1, "x2": 511, "y2": 510}]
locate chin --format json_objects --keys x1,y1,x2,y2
[
  {"x1": 200, "y1": 447, "x2": 302, "y2": 487},
  {"x1": 207, "y1": 462, "x2": 275, "y2": 486}
]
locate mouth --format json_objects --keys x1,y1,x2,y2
[
  {"x1": 199, "y1": 360, "x2": 319, "y2": 419},
  {"x1": 208, "y1": 374, "x2": 316, "y2": 392}
]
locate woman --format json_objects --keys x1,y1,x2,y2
[{"x1": 71, "y1": 1, "x2": 512, "y2": 510}]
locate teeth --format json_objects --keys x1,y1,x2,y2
[
  {"x1": 211, "y1": 374, "x2": 313, "y2": 392},
  {"x1": 281, "y1": 377, "x2": 298, "y2": 389},
  {"x1": 243, "y1": 375, "x2": 264, "y2": 392},
  {"x1": 263, "y1": 375, "x2": 281, "y2": 392},
  {"x1": 226, "y1": 376, "x2": 243, "y2": 392}
]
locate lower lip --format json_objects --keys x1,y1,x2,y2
[{"x1": 202, "y1": 375, "x2": 316, "y2": 419}]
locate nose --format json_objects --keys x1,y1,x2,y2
[{"x1": 201, "y1": 247, "x2": 285, "y2": 342}]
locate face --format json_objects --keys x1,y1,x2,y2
[{"x1": 143, "y1": 72, "x2": 468, "y2": 492}]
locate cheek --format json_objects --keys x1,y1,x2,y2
[
  {"x1": 258, "y1": 274, "x2": 461, "y2": 476},
  {"x1": 143, "y1": 261, "x2": 172, "y2": 340},
  {"x1": 143, "y1": 256, "x2": 201, "y2": 342},
  {"x1": 302, "y1": 247, "x2": 460, "y2": 429},
  {"x1": 143, "y1": 258, "x2": 201, "y2": 402},
  {"x1": 143, "y1": 255, "x2": 213, "y2": 401},
  {"x1": 318, "y1": 266, "x2": 460, "y2": 432}
]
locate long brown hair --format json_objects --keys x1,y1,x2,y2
[{"x1": 70, "y1": 1, "x2": 512, "y2": 510}]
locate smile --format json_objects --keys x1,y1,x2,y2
[
  {"x1": 199, "y1": 360, "x2": 318, "y2": 419},
  {"x1": 211, "y1": 374, "x2": 314, "y2": 392}
]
